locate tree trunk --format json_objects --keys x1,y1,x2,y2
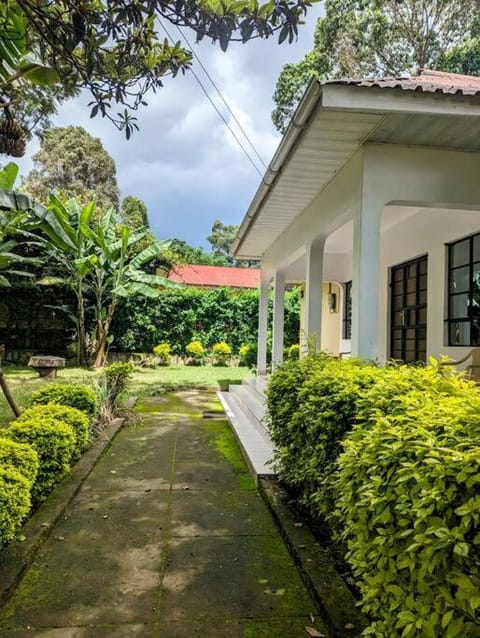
[
  {"x1": 0, "y1": 367, "x2": 20, "y2": 417},
  {"x1": 92, "y1": 303, "x2": 115, "y2": 368},
  {"x1": 77, "y1": 287, "x2": 88, "y2": 366}
]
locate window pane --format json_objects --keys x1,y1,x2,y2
[
  {"x1": 472, "y1": 320, "x2": 480, "y2": 345},
  {"x1": 449, "y1": 321, "x2": 470, "y2": 346},
  {"x1": 450, "y1": 265, "x2": 470, "y2": 294},
  {"x1": 450, "y1": 293, "x2": 469, "y2": 319},
  {"x1": 418, "y1": 289, "x2": 427, "y2": 305},
  {"x1": 451, "y1": 239, "x2": 470, "y2": 268},
  {"x1": 418, "y1": 307, "x2": 427, "y2": 324},
  {"x1": 419, "y1": 274, "x2": 427, "y2": 291},
  {"x1": 474, "y1": 235, "x2": 480, "y2": 262},
  {"x1": 419, "y1": 258, "x2": 428, "y2": 275}
]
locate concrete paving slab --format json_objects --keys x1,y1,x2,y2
[{"x1": 0, "y1": 391, "x2": 327, "y2": 638}]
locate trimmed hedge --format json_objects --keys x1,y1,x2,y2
[
  {"x1": 30, "y1": 384, "x2": 98, "y2": 419},
  {"x1": 267, "y1": 356, "x2": 480, "y2": 637},
  {"x1": 112, "y1": 287, "x2": 301, "y2": 355},
  {"x1": 0, "y1": 437, "x2": 39, "y2": 487},
  {"x1": 16, "y1": 404, "x2": 90, "y2": 458},
  {"x1": 0, "y1": 466, "x2": 31, "y2": 546},
  {"x1": 7, "y1": 418, "x2": 76, "y2": 502}
]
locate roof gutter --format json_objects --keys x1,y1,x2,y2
[{"x1": 231, "y1": 79, "x2": 322, "y2": 258}]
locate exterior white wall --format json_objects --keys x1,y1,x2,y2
[{"x1": 299, "y1": 283, "x2": 341, "y2": 356}]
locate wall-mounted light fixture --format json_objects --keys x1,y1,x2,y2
[{"x1": 328, "y1": 283, "x2": 338, "y2": 313}]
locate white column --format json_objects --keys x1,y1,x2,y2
[
  {"x1": 272, "y1": 269, "x2": 286, "y2": 368},
  {"x1": 256, "y1": 273, "x2": 270, "y2": 375},
  {"x1": 304, "y1": 239, "x2": 324, "y2": 353},
  {"x1": 351, "y1": 198, "x2": 382, "y2": 360}
]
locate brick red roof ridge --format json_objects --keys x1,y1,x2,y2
[
  {"x1": 324, "y1": 68, "x2": 480, "y2": 96},
  {"x1": 167, "y1": 264, "x2": 260, "y2": 288}
]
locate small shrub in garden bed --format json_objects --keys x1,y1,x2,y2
[
  {"x1": 285, "y1": 343, "x2": 300, "y2": 361},
  {"x1": 238, "y1": 343, "x2": 257, "y2": 368},
  {"x1": 267, "y1": 356, "x2": 480, "y2": 637},
  {"x1": 0, "y1": 437, "x2": 39, "y2": 487},
  {"x1": 30, "y1": 384, "x2": 97, "y2": 419},
  {"x1": 153, "y1": 343, "x2": 171, "y2": 365},
  {"x1": 7, "y1": 418, "x2": 76, "y2": 502},
  {"x1": 0, "y1": 466, "x2": 31, "y2": 546},
  {"x1": 16, "y1": 404, "x2": 90, "y2": 458},
  {"x1": 185, "y1": 340, "x2": 204, "y2": 365},
  {"x1": 95, "y1": 362, "x2": 134, "y2": 423},
  {"x1": 211, "y1": 341, "x2": 232, "y2": 366}
]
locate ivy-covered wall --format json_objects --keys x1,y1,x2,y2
[
  {"x1": 0, "y1": 285, "x2": 301, "y2": 360},
  {"x1": 111, "y1": 287, "x2": 301, "y2": 354}
]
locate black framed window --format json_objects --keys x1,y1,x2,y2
[
  {"x1": 343, "y1": 281, "x2": 352, "y2": 339},
  {"x1": 447, "y1": 233, "x2": 480, "y2": 346}
]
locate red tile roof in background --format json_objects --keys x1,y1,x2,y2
[
  {"x1": 328, "y1": 69, "x2": 480, "y2": 96},
  {"x1": 167, "y1": 264, "x2": 260, "y2": 288}
]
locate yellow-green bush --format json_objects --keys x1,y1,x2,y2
[
  {"x1": 238, "y1": 343, "x2": 256, "y2": 368},
  {"x1": 0, "y1": 437, "x2": 39, "y2": 487},
  {"x1": 7, "y1": 418, "x2": 76, "y2": 502},
  {"x1": 16, "y1": 404, "x2": 90, "y2": 458},
  {"x1": 267, "y1": 357, "x2": 480, "y2": 637},
  {"x1": 185, "y1": 340, "x2": 204, "y2": 365},
  {"x1": 30, "y1": 384, "x2": 97, "y2": 419},
  {"x1": 211, "y1": 341, "x2": 232, "y2": 365},
  {"x1": 285, "y1": 343, "x2": 300, "y2": 361},
  {"x1": 153, "y1": 342, "x2": 171, "y2": 365},
  {"x1": 0, "y1": 466, "x2": 31, "y2": 546}
]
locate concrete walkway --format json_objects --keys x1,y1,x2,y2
[{"x1": 0, "y1": 391, "x2": 326, "y2": 638}]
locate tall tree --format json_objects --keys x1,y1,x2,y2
[
  {"x1": 1, "y1": 0, "x2": 315, "y2": 149},
  {"x1": 272, "y1": 0, "x2": 479, "y2": 132},
  {"x1": 23, "y1": 126, "x2": 120, "y2": 211},
  {"x1": 120, "y1": 196, "x2": 149, "y2": 229},
  {"x1": 207, "y1": 220, "x2": 239, "y2": 263}
]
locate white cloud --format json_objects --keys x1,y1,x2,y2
[{"x1": 18, "y1": 6, "x2": 323, "y2": 247}]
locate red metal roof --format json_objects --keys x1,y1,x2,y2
[
  {"x1": 167, "y1": 264, "x2": 260, "y2": 288},
  {"x1": 326, "y1": 69, "x2": 480, "y2": 96}
]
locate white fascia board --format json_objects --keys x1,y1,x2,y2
[{"x1": 322, "y1": 84, "x2": 480, "y2": 117}]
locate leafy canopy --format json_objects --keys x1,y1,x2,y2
[
  {"x1": 1, "y1": 0, "x2": 316, "y2": 142},
  {"x1": 272, "y1": 0, "x2": 480, "y2": 132},
  {"x1": 22, "y1": 126, "x2": 120, "y2": 212}
]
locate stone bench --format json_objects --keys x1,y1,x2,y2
[{"x1": 28, "y1": 356, "x2": 65, "y2": 379}]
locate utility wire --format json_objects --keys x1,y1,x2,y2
[
  {"x1": 158, "y1": 20, "x2": 264, "y2": 178},
  {"x1": 174, "y1": 24, "x2": 267, "y2": 170}
]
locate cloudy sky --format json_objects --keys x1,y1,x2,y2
[{"x1": 17, "y1": 7, "x2": 323, "y2": 249}]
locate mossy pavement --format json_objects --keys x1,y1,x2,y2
[{"x1": 0, "y1": 391, "x2": 327, "y2": 637}]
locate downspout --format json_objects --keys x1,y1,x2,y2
[{"x1": 231, "y1": 80, "x2": 323, "y2": 259}]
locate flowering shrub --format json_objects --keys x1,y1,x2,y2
[{"x1": 153, "y1": 342, "x2": 171, "y2": 365}]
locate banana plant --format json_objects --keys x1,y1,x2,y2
[{"x1": 87, "y1": 210, "x2": 179, "y2": 367}]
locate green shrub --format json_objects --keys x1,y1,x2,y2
[
  {"x1": 185, "y1": 340, "x2": 204, "y2": 365},
  {"x1": 267, "y1": 355, "x2": 379, "y2": 522},
  {"x1": 238, "y1": 343, "x2": 257, "y2": 368},
  {"x1": 30, "y1": 384, "x2": 97, "y2": 419},
  {"x1": 211, "y1": 341, "x2": 232, "y2": 365},
  {"x1": 0, "y1": 437, "x2": 39, "y2": 487},
  {"x1": 16, "y1": 404, "x2": 90, "y2": 458},
  {"x1": 152, "y1": 342, "x2": 171, "y2": 365},
  {"x1": 7, "y1": 418, "x2": 76, "y2": 502},
  {"x1": 285, "y1": 343, "x2": 300, "y2": 361},
  {"x1": 267, "y1": 356, "x2": 480, "y2": 637},
  {"x1": 96, "y1": 362, "x2": 134, "y2": 420},
  {"x1": 336, "y1": 388, "x2": 480, "y2": 637},
  {"x1": 0, "y1": 466, "x2": 31, "y2": 546}
]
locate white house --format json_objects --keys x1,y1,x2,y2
[
  {"x1": 218, "y1": 70, "x2": 480, "y2": 477},
  {"x1": 232, "y1": 69, "x2": 480, "y2": 373}
]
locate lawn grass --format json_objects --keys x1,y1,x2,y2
[{"x1": 0, "y1": 364, "x2": 253, "y2": 427}]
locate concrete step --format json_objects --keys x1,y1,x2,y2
[
  {"x1": 243, "y1": 375, "x2": 268, "y2": 398},
  {"x1": 217, "y1": 390, "x2": 275, "y2": 480},
  {"x1": 242, "y1": 377, "x2": 268, "y2": 404},
  {"x1": 229, "y1": 382, "x2": 266, "y2": 424}
]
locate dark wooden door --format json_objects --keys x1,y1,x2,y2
[{"x1": 390, "y1": 256, "x2": 428, "y2": 363}]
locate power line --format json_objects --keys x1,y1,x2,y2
[
  {"x1": 174, "y1": 24, "x2": 267, "y2": 170},
  {"x1": 158, "y1": 20, "x2": 264, "y2": 177}
]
